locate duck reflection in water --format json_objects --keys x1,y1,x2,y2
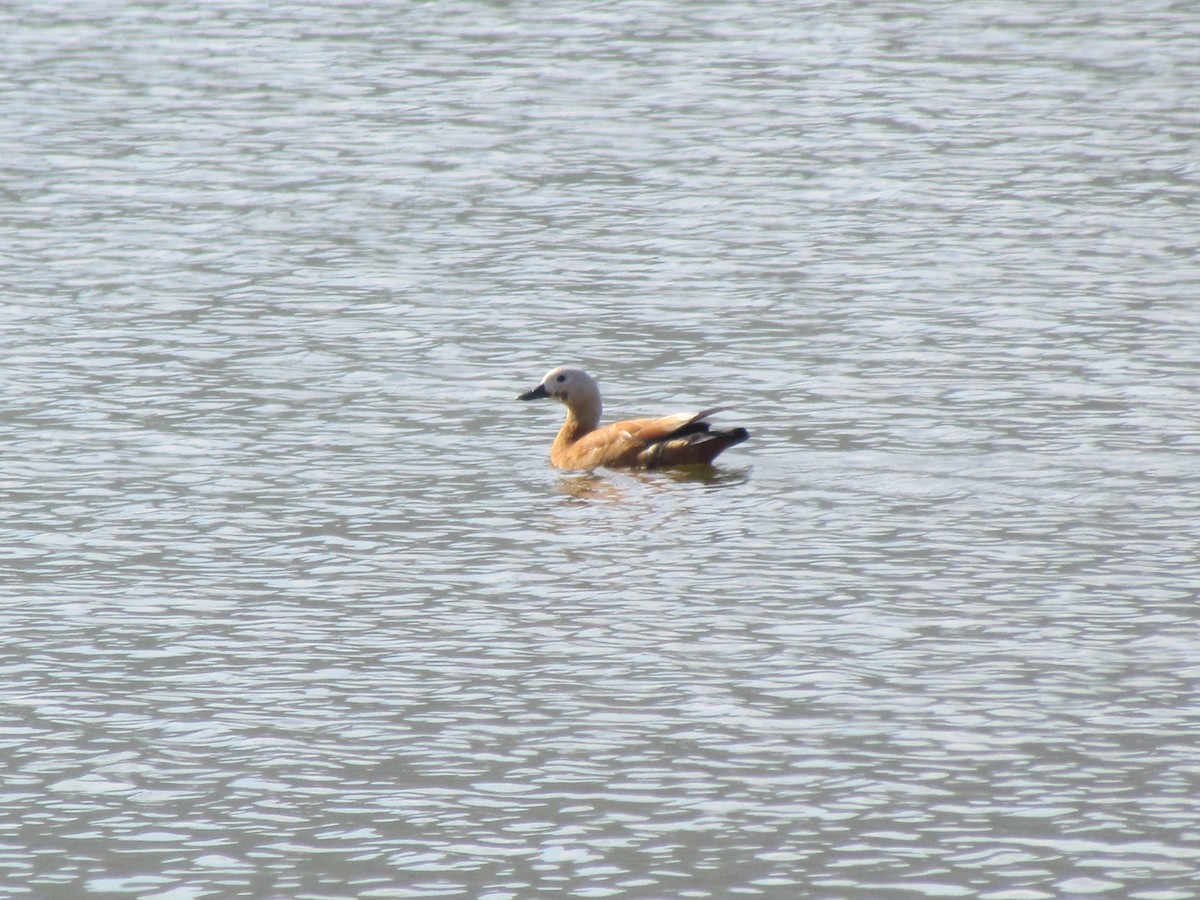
[{"x1": 554, "y1": 466, "x2": 751, "y2": 504}]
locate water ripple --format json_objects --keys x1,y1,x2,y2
[{"x1": 3, "y1": 0, "x2": 1200, "y2": 897}]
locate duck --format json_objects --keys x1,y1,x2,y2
[{"x1": 517, "y1": 367, "x2": 749, "y2": 469}]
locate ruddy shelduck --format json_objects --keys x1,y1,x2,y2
[{"x1": 518, "y1": 367, "x2": 749, "y2": 469}]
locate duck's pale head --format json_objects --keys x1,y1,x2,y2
[
  {"x1": 518, "y1": 366, "x2": 604, "y2": 431},
  {"x1": 517, "y1": 366, "x2": 599, "y2": 405}
]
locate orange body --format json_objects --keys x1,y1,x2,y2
[{"x1": 550, "y1": 410, "x2": 745, "y2": 469}]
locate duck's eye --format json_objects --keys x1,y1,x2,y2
[{"x1": 556, "y1": 374, "x2": 567, "y2": 383}]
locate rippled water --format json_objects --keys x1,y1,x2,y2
[{"x1": 3, "y1": 1, "x2": 1199, "y2": 897}]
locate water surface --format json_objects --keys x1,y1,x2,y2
[{"x1": 2, "y1": 1, "x2": 1199, "y2": 897}]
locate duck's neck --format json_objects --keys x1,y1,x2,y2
[{"x1": 554, "y1": 393, "x2": 601, "y2": 450}]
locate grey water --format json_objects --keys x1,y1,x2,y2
[{"x1": 3, "y1": 1, "x2": 1199, "y2": 897}]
